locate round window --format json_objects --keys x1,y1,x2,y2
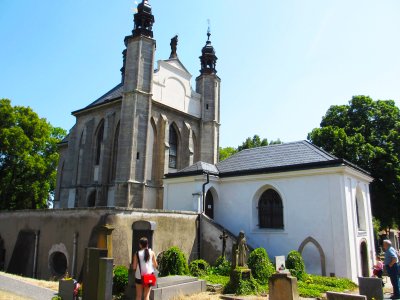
[{"x1": 49, "y1": 251, "x2": 68, "y2": 276}]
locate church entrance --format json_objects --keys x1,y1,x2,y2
[
  {"x1": 205, "y1": 190, "x2": 214, "y2": 219},
  {"x1": 360, "y1": 241, "x2": 369, "y2": 277}
]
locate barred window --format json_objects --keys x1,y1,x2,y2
[
  {"x1": 169, "y1": 126, "x2": 178, "y2": 169},
  {"x1": 258, "y1": 189, "x2": 284, "y2": 229}
]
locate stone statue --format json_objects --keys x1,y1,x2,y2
[
  {"x1": 170, "y1": 35, "x2": 178, "y2": 59},
  {"x1": 237, "y1": 231, "x2": 249, "y2": 267}
]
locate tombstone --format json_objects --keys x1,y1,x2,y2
[
  {"x1": 58, "y1": 279, "x2": 75, "y2": 300},
  {"x1": 97, "y1": 257, "x2": 114, "y2": 300},
  {"x1": 82, "y1": 247, "x2": 108, "y2": 300},
  {"x1": 275, "y1": 256, "x2": 286, "y2": 272},
  {"x1": 326, "y1": 291, "x2": 367, "y2": 300},
  {"x1": 96, "y1": 224, "x2": 114, "y2": 258},
  {"x1": 269, "y1": 273, "x2": 299, "y2": 300},
  {"x1": 358, "y1": 277, "x2": 384, "y2": 300},
  {"x1": 0, "y1": 236, "x2": 5, "y2": 271}
]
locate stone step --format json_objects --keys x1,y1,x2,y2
[{"x1": 151, "y1": 276, "x2": 207, "y2": 300}]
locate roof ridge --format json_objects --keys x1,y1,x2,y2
[{"x1": 302, "y1": 140, "x2": 338, "y2": 160}]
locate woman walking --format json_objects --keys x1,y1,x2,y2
[{"x1": 132, "y1": 237, "x2": 158, "y2": 300}]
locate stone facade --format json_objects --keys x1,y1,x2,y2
[{"x1": 55, "y1": 1, "x2": 220, "y2": 209}]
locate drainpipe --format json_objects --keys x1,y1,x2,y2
[
  {"x1": 71, "y1": 232, "x2": 79, "y2": 278},
  {"x1": 202, "y1": 172, "x2": 210, "y2": 214},
  {"x1": 33, "y1": 230, "x2": 40, "y2": 278},
  {"x1": 198, "y1": 172, "x2": 210, "y2": 260}
]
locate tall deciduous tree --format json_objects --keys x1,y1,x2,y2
[
  {"x1": 0, "y1": 99, "x2": 66, "y2": 210},
  {"x1": 308, "y1": 95, "x2": 400, "y2": 227},
  {"x1": 219, "y1": 135, "x2": 282, "y2": 161}
]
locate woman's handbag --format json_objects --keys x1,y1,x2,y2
[{"x1": 137, "y1": 252, "x2": 157, "y2": 286}]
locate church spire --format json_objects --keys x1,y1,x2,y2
[
  {"x1": 199, "y1": 26, "x2": 217, "y2": 75},
  {"x1": 132, "y1": 0, "x2": 155, "y2": 38}
]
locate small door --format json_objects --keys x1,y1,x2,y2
[
  {"x1": 205, "y1": 190, "x2": 214, "y2": 219},
  {"x1": 360, "y1": 241, "x2": 369, "y2": 277}
]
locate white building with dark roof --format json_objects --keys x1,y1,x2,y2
[{"x1": 163, "y1": 141, "x2": 375, "y2": 282}]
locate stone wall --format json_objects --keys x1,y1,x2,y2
[{"x1": 0, "y1": 208, "x2": 198, "y2": 280}]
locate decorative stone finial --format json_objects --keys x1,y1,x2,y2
[
  {"x1": 132, "y1": 0, "x2": 155, "y2": 38},
  {"x1": 199, "y1": 26, "x2": 217, "y2": 75}
]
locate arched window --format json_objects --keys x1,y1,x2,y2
[
  {"x1": 95, "y1": 122, "x2": 104, "y2": 165},
  {"x1": 88, "y1": 191, "x2": 96, "y2": 207},
  {"x1": 356, "y1": 192, "x2": 366, "y2": 231},
  {"x1": 169, "y1": 125, "x2": 178, "y2": 169},
  {"x1": 258, "y1": 189, "x2": 284, "y2": 229}
]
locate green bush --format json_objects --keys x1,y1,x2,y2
[
  {"x1": 113, "y1": 265, "x2": 129, "y2": 295},
  {"x1": 286, "y1": 250, "x2": 305, "y2": 280},
  {"x1": 158, "y1": 246, "x2": 189, "y2": 276},
  {"x1": 224, "y1": 270, "x2": 260, "y2": 295},
  {"x1": 213, "y1": 255, "x2": 231, "y2": 276},
  {"x1": 51, "y1": 296, "x2": 62, "y2": 300},
  {"x1": 189, "y1": 259, "x2": 210, "y2": 277},
  {"x1": 247, "y1": 248, "x2": 275, "y2": 284}
]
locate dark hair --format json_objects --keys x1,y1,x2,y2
[{"x1": 139, "y1": 237, "x2": 150, "y2": 262}]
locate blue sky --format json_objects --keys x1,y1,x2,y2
[{"x1": 1, "y1": 1, "x2": 400, "y2": 148}]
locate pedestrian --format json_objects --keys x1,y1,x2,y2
[
  {"x1": 132, "y1": 237, "x2": 158, "y2": 300},
  {"x1": 373, "y1": 256, "x2": 384, "y2": 279},
  {"x1": 383, "y1": 239, "x2": 399, "y2": 299}
]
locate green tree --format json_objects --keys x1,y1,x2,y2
[
  {"x1": 219, "y1": 135, "x2": 282, "y2": 161},
  {"x1": 0, "y1": 99, "x2": 66, "y2": 210},
  {"x1": 308, "y1": 95, "x2": 400, "y2": 227},
  {"x1": 238, "y1": 135, "x2": 269, "y2": 151}
]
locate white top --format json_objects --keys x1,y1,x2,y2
[{"x1": 135, "y1": 248, "x2": 155, "y2": 279}]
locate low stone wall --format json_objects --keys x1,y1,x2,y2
[{"x1": 0, "y1": 208, "x2": 198, "y2": 280}]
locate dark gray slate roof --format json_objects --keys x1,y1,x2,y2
[
  {"x1": 176, "y1": 161, "x2": 220, "y2": 176},
  {"x1": 166, "y1": 141, "x2": 370, "y2": 178},
  {"x1": 216, "y1": 140, "x2": 336, "y2": 174},
  {"x1": 73, "y1": 83, "x2": 123, "y2": 114}
]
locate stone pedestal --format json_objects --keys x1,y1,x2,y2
[
  {"x1": 97, "y1": 258, "x2": 114, "y2": 300},
  {"x1": 358, "y1": 277, "x2": 384, "y2": 300},
  {"x1": 82, "y1": 247, "x2": 108, "y2": 300},
  {"x1": 230, "y1": 267, "x2": 252, "y2": 288},
  {"x1": 269, "y1": 273, "x2": 299, "y2": 300},
  {"x1": 59, "y1": 279, "x2": 74, "y2": 300}
]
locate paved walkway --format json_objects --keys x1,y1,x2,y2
[{"x1": 0, "y1": 274, "x2": 56, "y2": 300}]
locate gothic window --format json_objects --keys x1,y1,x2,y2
[
  {"x1": 95, "y1": 121, "x2": 104, "y2": 165},
  {"x1": 356, "y1": 192, "x2": 366, "y2": 231},
  {"x1": 169, "y1": 125, "x2": 178, "y2": 169},
  {"x1": 258, "y1": 189, "x2": 284, "y2": 229}
]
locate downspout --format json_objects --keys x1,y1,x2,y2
[
  {"x1": 71, "y1": 232, "x2": 79, "y2": 278},
  {"x1": 198, "y1": 172, "x2": 210, "y2": 259},
  {"x1": 33, "y1": 230, "x2": 40, "y2": 278}
]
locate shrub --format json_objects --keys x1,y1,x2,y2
[
  {"x1": 189, "y1": 259, "x2": 210, "y2": 277},
  {"x1": 213, "y1": 255, "x2": 231, "y2": 276},
  {"x1": 247, "y1": 248, "x2": 275, "y2": 284},
  {"x1": 158, "y1": 246, "x2": 189, "y2": 276},
  {"x1": 224, "y1": 269, "x2": 260, "y2": 295},
  {"x1": 286, "y1": 250, "x2": 305, "y2": 280},
  {"x1": 113, "y1": 265, "x2": 128, "y2": 295}
]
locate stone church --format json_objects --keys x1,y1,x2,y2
[{"x1": 55, "y1": 0, "x2": 220, "y2": 209}]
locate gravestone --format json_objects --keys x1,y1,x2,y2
[
  {"x1": 326, "y1": 292, "x2": 367, "y2": 300},
  {"x1": 82, "y1": 247, "x2": 108, "y2": 300},
  {"x1": 269, "y1": 273, "x2": 299, "y2": 300},
  {"x1": 358, "y1": 277, "x2": 384, "y2": 300},
  {"x1": 58, "y1": 279, "x2": 75, "y2": 300},
  {"x1": 275, "y1": 256, "x2": 286, "y2": 272},
  {"x1": 0, "y1": 236, "x2": 5, "y2": 271},
  {"x1": 97, "y1": 257, "x2": 114, "y2": 300}
]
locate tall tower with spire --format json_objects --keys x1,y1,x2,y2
[
  {"x1": 196, "y1": 28, "x2": 220, "y2": 164},
  {"x1": 114, "y1": 0, "x2": 156, "y2": 207}
]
